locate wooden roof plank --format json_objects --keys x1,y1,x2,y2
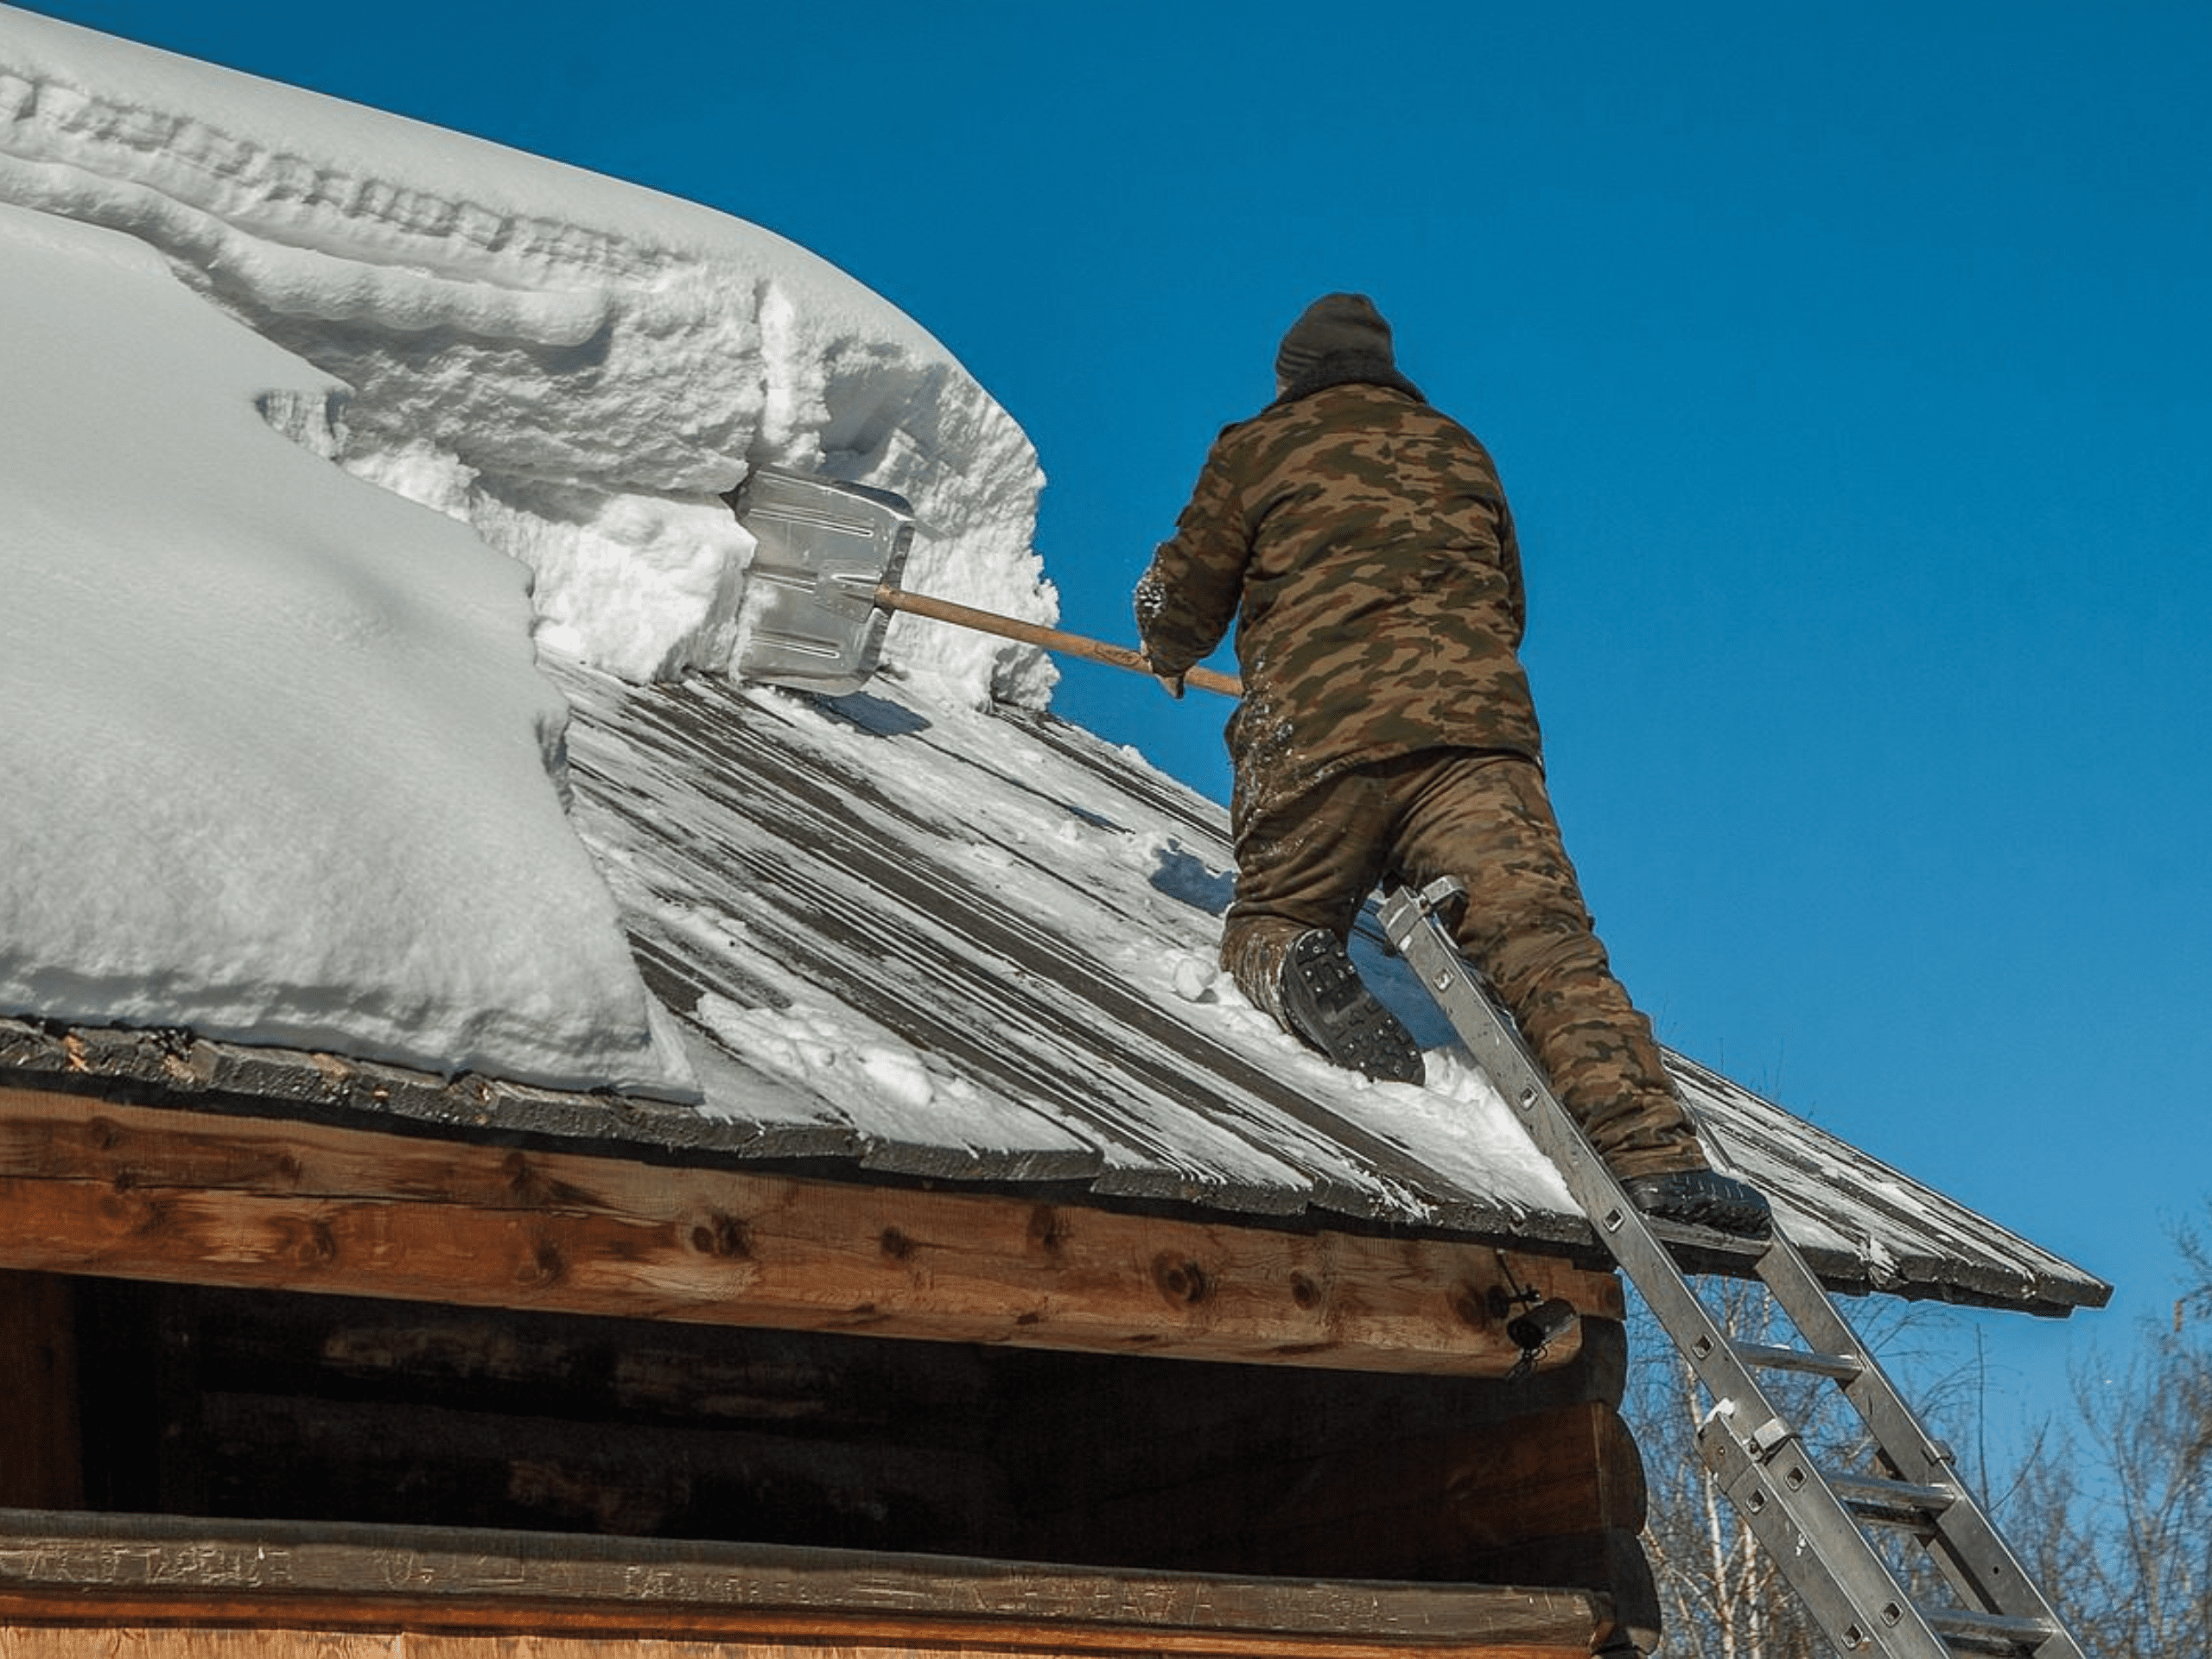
[{"x1": 561, "y1": 667, "x2": 1438, "y2": 1221}]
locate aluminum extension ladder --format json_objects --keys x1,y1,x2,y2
[{"x1": 1381, "y1": 878, "x2": 2085, "y2": 1659}]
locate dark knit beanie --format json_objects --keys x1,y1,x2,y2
[{"x1": 1274, "y1": 293, "x2": 1395, "y2": 384}]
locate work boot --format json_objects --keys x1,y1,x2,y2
[
  {"x1": 1277, "y1": 930, "x2": 1425, "y2": 1084},
  {"x1": 1622, "y1": 1169, "x2": 1772, "y2": 1239}
]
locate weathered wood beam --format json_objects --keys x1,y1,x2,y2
[
  {"x1": 0, "y1": 1087, "x2": 1619, "y2": 1376},
  {"x1": 0, "y1": 1628, "x2": 1605, "y2": 1659},
  {"x1": 1461, "y1": 1529, "x2": 1661, "y2": 1656},
  {"x1": 0, "y1": 1511, "x2": 1611, "y2": 1657}
]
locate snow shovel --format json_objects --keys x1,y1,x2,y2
[{"x1": 723, "y1": 467, "x2": 1242, "y2": 700}]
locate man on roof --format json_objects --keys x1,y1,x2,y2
[{"x1": 1135, "y1": 292, "x2": 1770, "y2": 1238}]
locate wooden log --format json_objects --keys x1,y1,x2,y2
[
  {"x1": 0, "y1": 1622, "x2": 1600, "y2": 1659},
  {"x1": 1461, "y1": 1529, "x2": 1661, "y2": 1657},
  {"x1": 0, "y1": 1087, "x2": 1619, "y2": 1376},
  {"x1": 1246, "y1": 1401, "x2": 1648, "y2": 1578},
  {"x1": 0, "y1": 1273, "x2": 81, "y2": 1510},
  {"x1": 984, "y1": 1319, "x2": 1630, "y2": 1564},
  {"x1": 996, "y1": 1313, "x2": 1629, "y2": 1483},
  {"x1": 156, "y1": 1280, "x2": 1005, "y2": 1437},
  {"x1": 92, "y1": 1279, "x2": 1623, "y2": 1575},
  {"x1": 1049, "y1": 1397, "x2": 1648, "y2": 1581},
  {"x1": 0, "y1": 1513, "x2": 1610, "y2": 1657}
]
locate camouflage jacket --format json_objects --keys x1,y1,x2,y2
[{"x1": 1135, "y1": 373, "x2": 1543, "y2": 831}]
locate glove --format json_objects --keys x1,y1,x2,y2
[{"x1": 1138, "y1": 645, "x2": 1187, "y2": 699}]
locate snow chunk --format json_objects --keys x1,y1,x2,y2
[{"x1": 0, "y1": 201, "x2": 693, "y2": 1096}]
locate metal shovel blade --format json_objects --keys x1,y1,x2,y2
[
  {"x1": 726, "y1": 467, "x2": 916, "y2": 696},
  {"x1": 728, "y1": 467, "x2": 1246, "y2": 700}
]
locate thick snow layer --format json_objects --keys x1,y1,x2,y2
[
  {"x1": 0, "y1": 6, "x2": 1049, "y2": 703},
  {"x1": 0, "y1": 201, "x2": 690, "y2": 1093},
  {"x1": 0, "y1": 6, "x2": 1050, "y2": 1090}
]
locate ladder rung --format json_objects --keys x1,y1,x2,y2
[
  {"x1": 1828, "y1": 1471, "x2": 1957, "y2": 1531},
  {"x1": 1921, "y1": 1603, "x2": 2058, "y2": 1654},
  {"x1": 1730, "y1": 1338, "x2": 1863, "y2": 1380}
]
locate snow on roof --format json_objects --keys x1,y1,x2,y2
[
  {"x1": 0, "y1": 4, "x2": 1043, "y2": 1095},
  {"x1": 0, "y1": 8, "x2": 2105, "y2": 1317}
]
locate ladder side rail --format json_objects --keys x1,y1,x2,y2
[
  {"x1": 1743, "y1": 1228, "x2": 1955, "y2": 1484},
  {"x1": 1382, "y1": 878, "x2": 2088, "y2": 1659},
  {"x1": 1379, "y1": 890, "x2": 1770, "y2": 1403},
  {"x1": 1743, "y1": 1224, "x2": 2082, "y2": 1654},
  {"x1": 1681, "y1": 1102, "x2": 2081, "y2": 1656},
  {"x1": 1700, "y1": 1427, "x2": 1961, "y2": 1659},
  {"x1": 1379, "y1": 886, "x2": 1964, "y2": 1659},
  {"x1": 1746, "y1": 1228, "x2": 2047, "y2": 1644}
]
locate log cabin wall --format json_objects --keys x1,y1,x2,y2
[
  {"x1": 45, "y1": 1273, "x2": 1648, "y2": 1613},
  {"x1": 0, "y1": 1081, "x2": 1656, "y2": 1644}
]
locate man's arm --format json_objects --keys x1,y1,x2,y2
[{"x1": 1133, "y1": 435, "x2": 1253, "y2": 688}]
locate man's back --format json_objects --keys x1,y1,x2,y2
[{"x1": 1141, "y1": 378, "x2": 1542, "y2": 827}]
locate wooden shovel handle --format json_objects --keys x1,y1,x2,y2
[{"x1": 874, "y1": 586, "x2": 1243, "y2": 698}]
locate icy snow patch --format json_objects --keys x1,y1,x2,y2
[
  {"x1": 696, "y1": 997, "x2": 929, "y2": 1109},
  {"x1": 1119, "y1": 881, "x2": 1569, "y2": 1208},
  {"x1": 692, "y1": 991, "x2": 1071, "y2": 1158}
]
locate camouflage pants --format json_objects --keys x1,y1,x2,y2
[{"x1": 1222, "y1": 748, "x2": 1707, "y2": 1179}]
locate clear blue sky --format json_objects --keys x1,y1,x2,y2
[{"x1": 22, "y1": 0, "x2": 2211, "y2": 1461}]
